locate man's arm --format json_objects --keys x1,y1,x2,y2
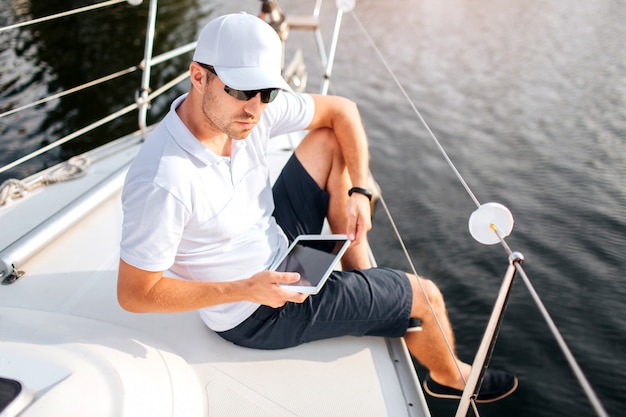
[
  {"x1": 117, "y1": 259, "x2": 307, "y2": 313},
  {"x1": 305, "y1": 94, "x2": 372, "y2": 244},
  {"x1": 307, "y1": 94, "x2": 370, "y2": 189}
]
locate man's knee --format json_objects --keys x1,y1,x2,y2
[
  {"x1": 297, "y1": 128, "x2": 339, "y2": 158},
  {"x1": 407, "y1": 273, "x2": 445, "y2": 316},
  {"x1": 295, "y1": 128, "x2": 342, "y2": 188},
  {"x1": 307, "y1": 126, "x2": 337, "y2": 143}
]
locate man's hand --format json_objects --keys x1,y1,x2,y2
[
  {"x1": 244, "y1": 270, "x2": 309, "y2": 308},
  {"x1": 345, "y1": 192, "x2": 372, "y2": 244}
]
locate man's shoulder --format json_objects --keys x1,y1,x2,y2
[{"x1": 262, "y1": 91, "x2": 314, "y2": 134}]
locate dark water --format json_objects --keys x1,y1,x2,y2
[{"x1": 1, "y1": 1, "x2": 624, "y2": 416}]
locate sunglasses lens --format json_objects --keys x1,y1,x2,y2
[
  {"x1": 224, "y1": 86, "x2": 280, "y2": 103},
  {"x1": 260, "y1": 89, "x2": 280, "y2": 103},
  {"x1": 225, "y1": 88, "x2": 253, "y2": 101}
]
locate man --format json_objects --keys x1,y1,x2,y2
[{"x1": 117, "y1": 12, "x2": 517, "y2": 402}]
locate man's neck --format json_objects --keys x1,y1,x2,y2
[{"x1": 176, "y1": 94, "x2": 231, "y2": 156}]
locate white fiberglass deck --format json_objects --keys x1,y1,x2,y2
[{"x1": 0, "y1": 132, "x2": 429, "y2": 417}]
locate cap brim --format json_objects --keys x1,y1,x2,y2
[{"x1": 215, "y1": 66, "x2": 292, "y2": 92}]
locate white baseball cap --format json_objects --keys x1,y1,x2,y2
[{"x1": 193, "y1": 13, "x2": 290, "y2": 91}]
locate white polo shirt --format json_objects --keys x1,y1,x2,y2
[{"x1": 120, "y1": 91, "x2": 314, "y2": 331}]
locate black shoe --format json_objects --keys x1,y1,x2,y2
[{"x1": 423, "y1": 368, "x2": 518, "y2": 403}]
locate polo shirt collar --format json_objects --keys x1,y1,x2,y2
[{"x1": 165, "y1": 93, "x2": 245, "y2": 167}]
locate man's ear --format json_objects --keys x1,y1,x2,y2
[{"x1": 189, "y1": 62, "x2": 206, "y2": 91}]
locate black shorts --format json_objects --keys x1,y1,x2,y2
[{"x1": 217, "y1": 154, "x2": 413, "y2": 349}]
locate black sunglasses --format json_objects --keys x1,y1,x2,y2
[{"x1": 198, "y1": 63, "x2": 280, "y2": 104}]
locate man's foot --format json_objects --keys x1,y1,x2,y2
[{"x1": 423, "y1": 368, "x2": 518, "y2": 403}]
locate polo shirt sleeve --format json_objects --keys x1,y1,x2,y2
[
  {"x1": 263, "y1": 91, "x2": 315, "y2": 137},
  {"x1": 120, "y1": 180, "x2": 189, "y2": 272}
]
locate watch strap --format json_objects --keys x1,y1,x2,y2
[{"x1": 348, "y1": 187, "x2": 373, "y2": 201}]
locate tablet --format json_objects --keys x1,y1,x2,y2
[{"x1": 271, "y1": 234, "x2": 351, "y2": 294}]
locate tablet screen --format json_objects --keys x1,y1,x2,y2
[{"x1": 274, "y1": 235, "x2": 350, "y2": 293}]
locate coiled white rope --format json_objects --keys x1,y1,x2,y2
[
  {"x1": 0, "y1": 156, "x2": 90, "y2": 206},
  {"x1": 0, "y1": 179, "x2": 29, "y2": 206}
]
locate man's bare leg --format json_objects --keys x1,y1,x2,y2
[
  {"x1": 293, "y1": 130, "x2": 516, "y2": 399},
  {"x1": 404, "y1": 273, "x2": 471, "y2": 390},
  {"x1": 294, "y1": 128, "x2": 372, "y2": 270}
]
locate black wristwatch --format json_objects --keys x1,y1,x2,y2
[{"x1": 348, "y1": 187, "x2": 373, "y2": 201}]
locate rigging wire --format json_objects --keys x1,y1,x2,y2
[
  {"x1": 348, "y1": 9, "x2": 609, "y2": 417},
  {"x1": 515, "y1": 264, "x2": 610, "y2": 417},
  {"x1": 376, "y1": 194, "x2": 468, "y2": 375},
  {"x1": 345, "y1": 11, "x2": 482, "y2": 413},
  {"x1": 0, "y1": 0, "x2": 131, "y2": 33},
  {"x1": 348, "y1": 4, "x2": 470, "y2": 382},
  {"x1": 0, "y1": 66, "x2": 139, "y2": 120},
  {"x1": 0, "y1": 70, "x2": 189, "y2": 177},
  {"x1": 348, "y1": 14, "x2": 481, "y2": 210}
]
